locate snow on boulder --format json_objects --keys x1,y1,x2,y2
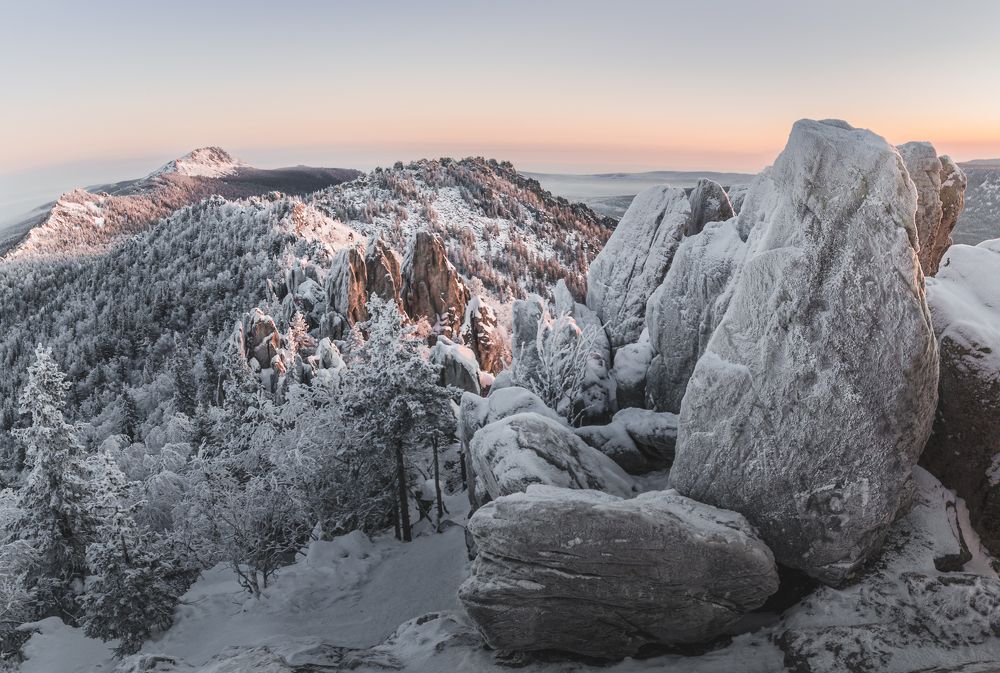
[
  {"x1": 469, "y1": 413, "x2": 634, "y2": 503},
  {"x1": 687, "y1": 178, "x2": 735, "y2": 236},
  {"x1": 460, "y1": 485, "x2": 779, "y2": 658},
  {"x1": 459, "y1": 387, "x2": 566, "y2": 513},
  {"x1": 586, "y1": 186, "x2": 691, "y2": 349},
  {"x1": 574, "y1": 422, "x2": 649, "y2": 474},
  {"x1": 611, "y1": 407, "x2": 678, "y2": 466},
  {"x1": 645, "y1": 217, "x2": 747, "y2": 412},
  {"x1": 670, "y1": 119, "x2": 940, "y2": 586},
  {"x1": 430, "y1": 336, "x2": 481, "y2": 394},
  {"x1": 921, "y1": 240, "x2": 1000, "y2": 556},
  {"x1": 509, "y1": 295, "x2": 544, "y2": 376},
  {"x1": 938, "y1": 155, "x2": 968, "y2": 271},
  {"x1": 610, "y1": 330, "x2": 652, "y2": 410},
  {"x1": 243, "y1": 308, "x2": 281, "y2": 369},
  {"x1": 773, "y1": 467, "x2": 997, "y2": 672}
]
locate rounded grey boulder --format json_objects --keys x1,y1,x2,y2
[{"x1": 459, "y1": 485, "x2": 779, "y2": 658}]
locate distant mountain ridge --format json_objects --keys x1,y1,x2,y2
[
  {"x1": 955, "y1": 159, "x2": 1000, "y2": 244},
  {"x1": 1, "y1": 149, "x2": 359, "y2": 260}
]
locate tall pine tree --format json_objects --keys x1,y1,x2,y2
[{"x1": 9, "y1": 345, "x2": 97, "y2": 621}]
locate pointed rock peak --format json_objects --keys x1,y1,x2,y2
[{"x1": 150, "y1": 147, "x2": 243, "y2": 179}]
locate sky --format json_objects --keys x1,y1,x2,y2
[{"x1": 2, "y1": 0, "x2": 999, "y2": 219}]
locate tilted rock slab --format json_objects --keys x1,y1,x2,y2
[
  {"x1": 586, "y1": 186, "x2": 690, "y2": 349},
  {"x1": 645, "y1": 217, "x2": 747, "y2": 412},
  {"x1": 670, "y1": 119, "x2": 939, "y2": 586},
  {"x1": 460, "y1": 485, "x2": 779, "y2": 658}
]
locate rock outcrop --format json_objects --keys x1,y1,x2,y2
[
  {"x1": 610, "y1": 332, "x2": 652, "y2": 410},
  {"x1": 586, "y1": 186, "x2": 691, "y2": 349},
  {"x1": 644, "y1": 217, "x2": 746, "y2": 412},
  {"x1": 364, "y1": 235, "x2": 404, "y2": 309},
  {"x1": 687, "y1": 178, "x2": 735, "y2": 236},
  {"x1": 324, "y1": 244, "x2": 368, "y2": 337},
  {"x1": 670, "y1": 119, "x2": 940, "y2": 585},
  {"x1": 402, "y1": 232, "x2": 470, "y2": 338},
  {"x1": 897, "y1": 142, "x2": 968, "y2": 276},
  {"x1": 921, "y1": 240, "x2": 1000, "y2": 556},
  {"x1": 468, "y1": 413, "x2": 634, "y2": 502},
  {"x1": 430, "y1": 336, "x2": 481, "y2": 394},
  {"x1": 462, "y1": 296, "x2": 506, "y2": 374},
  {"x1": 244, "y1": 308, "x2": 281, "y2": 369},
  {"x1": 460, "y1": 485, "x2": 779, "y2": 658}
]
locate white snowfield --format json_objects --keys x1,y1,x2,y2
[{"x1": 149, "y1": 147, "x2": 244, "y2": 179}]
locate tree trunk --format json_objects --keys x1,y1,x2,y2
[
  {"x1": 392, "y1": 489, "x2": 401, "y2": 541},
  {"x1": 395, "y1": 438, "x2": 412, "y2": 542},
  {"x1": 433, "y1": 435, "x2": 444, "y2": 528}
]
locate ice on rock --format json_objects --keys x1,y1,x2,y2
[
  {"x1": 609, "y1": 329, "x2": 652, "y2": 410},
  {"x1": 469, "y1": 412, "x2": 635, "y2": 503},
  {"x1": 586, "y1": 186, "x2": 691, "y2": 348},
  {"x1": 687, "y1": 178, "x2": 735, "y2": 236},
  {"x1": 459, "y1": 485, "x2": 778, "y2": 658},
  {"x1": 670, "y1": 119, "x2": 940, "y2": 585}
]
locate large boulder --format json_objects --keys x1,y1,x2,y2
[
  {"x1": 687, "y1": 178, "x2": 735, "y2": 236},
  {"x1": 670, "y1": 119, "x2": 940, "y2": 585},
  {"x1": 402, "y1": 231, "x2": 469, "y2": 338},
  {"x1": 610, "y1": 332, "x2": 652, "y2": 410},
  {"x1": 469, "y1": 412, "x2": 634, "y2": 502},
  {"x1": 574, "y1": 422, "x2": 649, "y2": 474},
  {"x1": 921, "y1": 240, "x2": 1000, "y2": 556},
  {"x1": 458, "y1": 387, "x2": 566, "y2": 512},
  {"x1": 937, "y1": 154, "x2": 968, "y2": 273},
  {"x1": 645, "y1": 217, "x2": 747, "y2": 412},
  {"x1": 611, "y1": 407, "x2": 678, "y2": 465},
  {"x1": 430, "y1": 336, "x2": 481, "y2": 395},
  {"x1": 459, "y1": 485, "x2": 779, "y2": 658},
  {"x1": 586, "y1": 186, "x2": 691, "y2": 349}
]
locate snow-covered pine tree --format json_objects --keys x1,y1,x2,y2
[
  {"x1": 8, "y1": 345, "x2": 97, "y2": 621},
  {"x1": 172, "y1": 334, "x2": 198, "y2": 418},
  {"x1": 80, "y1": 451, "x2": 196, "y2": 656},
  {"x1": 119, "y1": 390, "x2": 140, "y2": 442},
  {"x1": 338, "y1": 296, "x2": 456, "y2": 542}
]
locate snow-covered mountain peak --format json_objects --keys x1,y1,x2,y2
[{"x1": 150, "y1": 146, "x2": 243, "y2": 179}]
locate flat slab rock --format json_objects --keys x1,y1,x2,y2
[{"x1": 460, "y1": 485, "x2": 779, "y2": 658}]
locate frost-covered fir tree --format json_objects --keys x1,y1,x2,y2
[
  {"x1": 8, "y1": 345, "x2": 97, "y2": 620},
  {"x1": 338, "y1": 296, "x2": 455, "y2": 542},
  {"x1": 80, "y1": 451, "x2": 196, "y2": 656},
  {"x1": 119, "y1": 391, "x2": 140, "y2": 442},
  {"x1": 172, "y1": 334, "x2": 198, "y2": 418}
]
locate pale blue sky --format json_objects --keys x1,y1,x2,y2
[{"x1": 2, "y1": 0, "x2": 999, "y2": 218}]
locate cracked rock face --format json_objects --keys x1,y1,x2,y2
[
  {"x1": 459, "y1": 485, "x2": 779, "y2": 658},
  {"x1": 670, "y1": 119, "x2": 940, "y2": 586},
  {"x1": 645, "y1": 217, "x2": 747, "y2": 412},
  {"x1": 364, "y1": 235, "x2": 404, "y2": 310},
  {"x1": 687, "y1": 178, "x2": 735, "y2": 236},
  {"x1": 324, "y1": 244, "x2": 368, "y2": 336},
  {"x1": 586, "y1": 186, "x2": 691, "y2": 349},
  {"x1": 402, "y1": 231, "x2": 470, "y2": 338}
]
